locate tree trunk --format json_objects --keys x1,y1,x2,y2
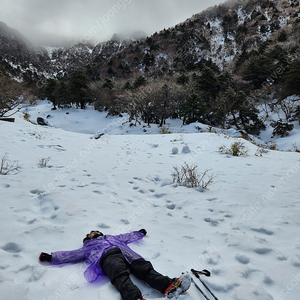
[
  {"x1": 159, "y1": 116, "x2": 165, "y2": 127},
  {"x1": 0, "y1": 118, "x2": 15, "y2": 122}
]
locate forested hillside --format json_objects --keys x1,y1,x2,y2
[{"x1": 1, "y1": 0, "x2": 300, "y2": 136}]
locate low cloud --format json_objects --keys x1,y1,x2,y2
[{"x1": 0, "y1": 0, "x2": 224, "y2": 45}]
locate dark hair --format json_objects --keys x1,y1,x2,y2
[{"x1": 83, "y1": 230, "x2": 103, "y2": 243}]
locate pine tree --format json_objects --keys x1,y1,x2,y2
[
  {"x1": 283, "y1": 60, "x2": 300, "y2": 96},
  {"x1": 177, "y1": 74, "x2": 189, "y2": 85},
  {"x1": 143, "y1": 53, "x2": 155, "y2": 67},
  {"x1": 196, "y1": 67, "x2": 220, "y2": 100},
  {"x1": 54, "y1": 81, "x2": 69, "y2": 108},
  {"x1": 243, "y1": 55, "x2": 275, "y2": 89},
  {"x1": 134, "y1": 76, "x2": 147, "y2": 89},
  {"x1": 69, "y1": 70, "x2": 90, "y2": 109},
  {"x1": 225, "y1": 87, "x2": 265, "y2": 134},
  {"x1": 179, "y1": 93, "x2": 206, "y2": 125},
  {"x1": 44, "y1": 79, "x2": 58, "y2": 109}
]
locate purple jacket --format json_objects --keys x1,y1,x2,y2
[{"x1": 50, "y1": 231, "x2": 145, "y2": 283}]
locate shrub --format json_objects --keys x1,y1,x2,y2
[
  {"x1": 23, "y1": 112, "x2": 30, "y2": 121},
  {"x1": 219, "y1": 141, "x2": 249, "y2": 156},
  {"x1": 23, "y1": 112, "x2": 35, "y2": 124},
  {"x1": 172, "y1": 162, "x2": 215, "y2": 189},
  {"x1": 269, "y1": 142, "x2": 278, "y2": 151},
  {"x1": 0, "y1": 153, "x2": 21, "y2": 175},
  {"x1": 255, "y1": 147, "x2": 270, "y2": 157},
  {"x1": 159, "y1": 126, "x2": 172, "y2": 134},
  {"x1": 38, "y1": 157, "x2": 51, "y2": 168},
  {"x1": 270, "y1": 120, "x2": 294, "y2": 137},
  {"x1": 292, "y1": 143, "x2": 300, "y2": 153}
]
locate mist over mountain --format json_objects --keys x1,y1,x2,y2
[{"x1": 0, "y1": 0, "x2": 224, "y2": 46}]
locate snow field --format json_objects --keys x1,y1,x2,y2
[{"x1": 0, "y1": 101, "x2": 300, "y2": 300}]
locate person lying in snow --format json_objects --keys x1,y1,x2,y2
[{"x1": 39, "y1": 229, "x2": 191, "y2": 300}]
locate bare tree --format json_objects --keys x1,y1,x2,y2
[{"x1": 0, "y1": 74, "x2": 24, "y2": 117}]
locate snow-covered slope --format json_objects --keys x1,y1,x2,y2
[{"x1": 0, "y1": 101, "x2": 300, "y2": 300}]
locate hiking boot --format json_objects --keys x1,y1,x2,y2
[{"x1": 164, "y1": 273, "x2": 191, "y2": 299}]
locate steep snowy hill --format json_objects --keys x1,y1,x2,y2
[{"x1": 0, "y1": 101, "x2": 299, "y2": 300}]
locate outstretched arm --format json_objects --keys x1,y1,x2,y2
[
  {"x1": 39, "y1": 247, "x2": 85, "y2": 265},
  {"x1": 115, "y1": 229, "x2": 147, "y2": 244}
]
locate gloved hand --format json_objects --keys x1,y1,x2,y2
[
  {"x1": 139, "y1": 229, "x2": 147, "y2": 236},
  {"x1": 39, "y1": 252, "x2": 52, "y2": 262}
]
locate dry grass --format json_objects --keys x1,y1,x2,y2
[
  {"x1": 38, "y1": 157, "x2": 51, "y2": 168},
  {"x1": 172, "y1": 162, "x2": 215, "y2": 189},
  {"x1": 159, "y1": 126, "x2": 172, "y2": 134},
  {"x1": 219, "y1": 141, "x2": 249, "y2": 156},
  {"x1": 0, "y1": 153, "x2": 21, "y2": 175}
]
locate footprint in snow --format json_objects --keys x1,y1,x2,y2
[
  {"x1": 97, "y1": 223, "x2": 111, "y2": 229},
  {"x1": 152, "y1": 193, "x2": 167, "y2": 199},
  {"x1": 31, "y1": 191, "x2": 60, "y2": 214},
  {"x1": 30, "y1": 189, "x2": 45, "y2": 195},
  {"x1": 121, "y1": 219, "x2": 130, "y2": 225},
  {"x1": 253, "y1": 248, "x2": 272, "y2": 255},
  {"x1": 93, "y1": 190, "x2": 102, "y2": 195},
  {"x1": 250, "y1": 227, "x2": 274, "y2": 235},
  {"x1": 204, "y1": 217, "x2": 219, "y2": 226},
  {"x1": 1, "y1": 242, "x2": 23, "y2": 253},
  {"x1": 1, "y1": 183, "x2": 10, "y2": 188},
  {"x1": 291, "y1": 256, "x2": 300, "y2": 267},
  {"x1": 18, "y1": 264, "x2": 46, "y2": 282},
  {"x1": 91, "y1": 182, "x2": 106, "y2": 186},
  {"x1": 77, "y1": 184, "x2": 90, "y2": 188},
  {"x1": 138, "y1": 189, "x2": 147, "y2": 194},
  {"x1": 264, "y1": 276, "x2": 274, "y2": 285},
  {"x1": 166, "y1": 204, "x2": 176, "y2": 210},
  {"x1": 224, "y1": 213, "x2": 233, "y2": 218},
  {"x1": 235, "y1": 254, "x2": 250, "y2": 264},
  {"x1": 206, "y1": 197, "x2": 217, "y2": 202}
]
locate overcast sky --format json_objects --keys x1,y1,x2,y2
[{"x1": 0, "y1": 0, "x2": 225, "y2": 45}]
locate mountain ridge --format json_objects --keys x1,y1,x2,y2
[
  {"x1": 0, "y1": 0, "x2": 299, "y2": 114},
  {"x1": 1, "y1": 0, "x2": 299, "y2": 82}
]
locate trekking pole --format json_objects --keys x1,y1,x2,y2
[
  {"x1": 191, "y1": 269, "x2": 219, "y2": 300},
  {"x1": 191, "y1": 276, "x2": 211, "y2": 300}
]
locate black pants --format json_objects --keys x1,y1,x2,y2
[{"x1": 100, "y1": 248, "x2": 173, "y2": 300}]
